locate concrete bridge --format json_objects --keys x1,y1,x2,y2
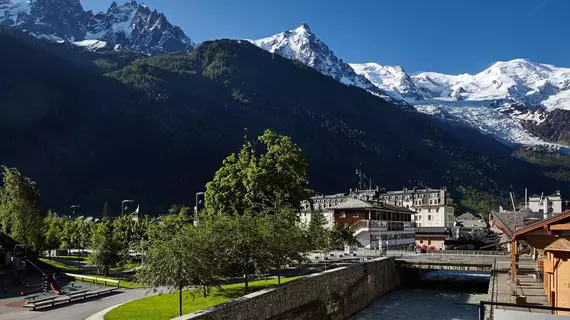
[
  {"x1": 395, "y1": 259, "x2": 494, "y2": 271},
  {"x1": 392, "y1": 252, "x2": 501, "y2": 271}
]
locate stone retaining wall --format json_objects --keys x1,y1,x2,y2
[{"x1": 173, "y1": 257, "x2": 399, "y2": 320}]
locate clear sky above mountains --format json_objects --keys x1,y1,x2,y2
[{"x1": 82, "y1": 0, "x2": 570, "y2": 75}]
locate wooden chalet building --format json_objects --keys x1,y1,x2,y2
[{"x1": 511, "y1": 210, "x2": 570, "y2": 315}]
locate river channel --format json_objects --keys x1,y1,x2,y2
[{"x1": 350, "y1": 270, "x2": 490, "y2": 320}]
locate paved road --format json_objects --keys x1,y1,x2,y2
[{"x1": 0, "y1": 288, "x2": 157, "y2": 320}]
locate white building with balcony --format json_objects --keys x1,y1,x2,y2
[
  {"x1": 327, "y1": 198, "x2": 416, "y2": 250},
  {"x1": 378, "y1": 187, "x2": 455, "y2": 228}
]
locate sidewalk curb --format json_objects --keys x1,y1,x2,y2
[{"x1": 84, "y1": 302, "x2": 126, "y2": 320}]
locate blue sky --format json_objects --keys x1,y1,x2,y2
[{"x1": 81, "y1": 0, "x2": 569, "y2": 75}]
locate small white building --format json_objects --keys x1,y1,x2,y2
[{"x1": 528, "y1": 191, "x2": 563, "y2": 218}]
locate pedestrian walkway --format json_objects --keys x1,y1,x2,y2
[{"x1": 487, "y1": 257, "x2": 550, "y2": 319}]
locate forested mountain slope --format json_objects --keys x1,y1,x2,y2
[{"x1": 1, "y1": 31, "x2": 568, "y2": 214}]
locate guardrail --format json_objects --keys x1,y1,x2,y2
[
  {"x1": 64, "y1": 273, "x2": 121, "y2": 288},
  {"x1": 478, "y1": 301, "x2": 570, "y2": 320},
  {"x1": 429, "y1": 250, "x2": 507, "y2": 256}
]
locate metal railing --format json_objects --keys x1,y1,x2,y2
[
  {"x1": 351, "y1": 220, "x2": 389, "y2": 230},
  {"x1": 394, "y1": 254, "x2": 498, "y2": 266},
  {"x1": 485, "y1": 259, "x2": 497, "y2": 320},
  {"x1": 434, "y1": 250, "x2": 507, "y2": 256},
  {"x1": 65, "y1": 273, "x2": 121, "y2": 288},
  {"x1": 479, "y1": 301, "x2": 570, "y2": 320}
]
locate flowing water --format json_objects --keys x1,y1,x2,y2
[
  {"x1": 350, "y1": 270, "x2": 490, "y2": 320},
  {"x1": 350, "y1": 288, "x2": 487, "y2": 320}
]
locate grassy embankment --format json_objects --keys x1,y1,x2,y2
[{"x1": 105, "y1": 277, "x2": 301, "y2": 320}]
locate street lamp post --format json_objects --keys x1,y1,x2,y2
[
  {"x1": 122, "y1": 200, "x2": 135, "y2": 215},
  {"x1": 70, "y1": 205, "x2": 80, "y2": 218}
]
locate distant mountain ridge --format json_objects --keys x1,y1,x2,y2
[{"x1": 0, "y1": 0, "x2": 195, "y2": 53}]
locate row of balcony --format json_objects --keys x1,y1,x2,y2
[{"x1": 351, "y1": 220, "x2": 416, "y2": 231}]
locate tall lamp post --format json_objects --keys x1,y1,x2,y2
[
  {"x1": 122, "y1": 200, "x2": 135, "y2": 215},
  {"x1": 194, "y1": 192, "x2": 204, "y2": 224},
  {"x1": 70, "y1": 205, "x2": 80, "y2": 218}
]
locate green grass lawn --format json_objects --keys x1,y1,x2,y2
[
  {"x1": 39, "y1": 258, "x2": 80, "y2": 272},
  {"x1": 58, "y1": 255, "x2": 92, "y2": 263},
  {"x1": 113, "y1": 261, "x2": 141, "y2": 272},
  {"x1": 39, "y1": 258, "x2": 142, "y2": 289},
  {"x1": 105, "y1": 277, "x2": 301, "y2": 320}
]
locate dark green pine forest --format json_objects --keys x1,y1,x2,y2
[{"x1": 1, "y1": 28, "x2": 570, "y2": 215}]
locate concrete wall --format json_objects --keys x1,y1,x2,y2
[{"x1": 173, "y1": 257, "x2": 399, "y2": 320}]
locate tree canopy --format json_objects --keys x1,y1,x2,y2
[
  {"x1": 205, "y1": 130, "x2": 312, "y2": 216},
  {"x1": 0, "y1": 166, "x2": 44, "y2": 251}
]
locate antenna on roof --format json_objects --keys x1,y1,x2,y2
[
  {"x1": 355, "y1": 169, "x2": 363, "y2": 190},
  {"x1": 510, "y1": 192, "x2": 516, "y2": 212}
]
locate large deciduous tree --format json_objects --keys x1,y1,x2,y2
[
  {"x1": 205, "y1": 130, "x2": 311, "y2": 216},
  {"x1": 44, "y1": 211, "x2": 63, "y2": 259},
  {"x1": 0, "y1": 166, "x2": 45, "y2": 251},
  {"x1": 137, "y1": 223, "x2": 224, "y2": 317},
  {"x1": 91, "y1": 221, "x2": 121, "y2": 277},
  {"x1": 259, "y1": 210, "x2": 308, "y2": 284}
]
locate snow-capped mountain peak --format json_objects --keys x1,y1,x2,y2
[
  {"x1": 296, "y1": 22, "x2": 311, "y2": 33},
  {"x1": 250, "y1": 24, "x2": 389, "y2": 98},
  {"x1": 350, "y1": 62, "x2": 423, "y2": 101},
  {"x1": 403, "y1": 58, "x2": 570, "y2": 150},
  {"x1": 0, "y1": 0, "x2": 195, "y2": 53},
  {"x1": 411, "y1": 58, "x2": 570, "y2": 108}
]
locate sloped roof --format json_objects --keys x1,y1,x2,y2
[
  {"x1": 514, "y1": 209, "x2": 570, "y2": 236},
  {"x1": 330, "y1": 198, "x2": 413, "y2": 213},
  {"x1": 544, "y1": 238, "x2": 570, "y2": 252},
  {"x1": 456, "y1": 212, "x2": 482, "y2": 220},
  {"x1": 492, "y1": 210, "x2": 542, "y2": 237},
  {"x1": 330, "y1": 198, "x2": 376, "y2": 210}
]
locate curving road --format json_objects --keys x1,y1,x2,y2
[{"x1": 0, "y1": 288, "x2": 156, "y2": 320}]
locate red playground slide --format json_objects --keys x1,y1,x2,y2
[{"x1": 48, "y1": 274, "x2": 64, "y2": 295}]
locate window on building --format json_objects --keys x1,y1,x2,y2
[
  {"x1": 419, "y1": 240, "x2": 423, "y2": 244},
  {"x1": 428, "y1": 215, "x2": 432, "y2": 221},
  {"x1": 353, "y1": 213, "x2": 359, "y2": 218},
  {"x1": 339, "y1": 213, "x2": 346, "y2": 218},
  {"x1": 428, "y1": 240, "x2": 431, "y2": 245}
]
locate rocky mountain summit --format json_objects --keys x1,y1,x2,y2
[{"x1": 0, "y1": 0, "x2": 195, "y2": 53}]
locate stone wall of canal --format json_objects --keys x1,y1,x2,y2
[{"x1": 173, "y1": 257, "x2": 399, "y2": 320}]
